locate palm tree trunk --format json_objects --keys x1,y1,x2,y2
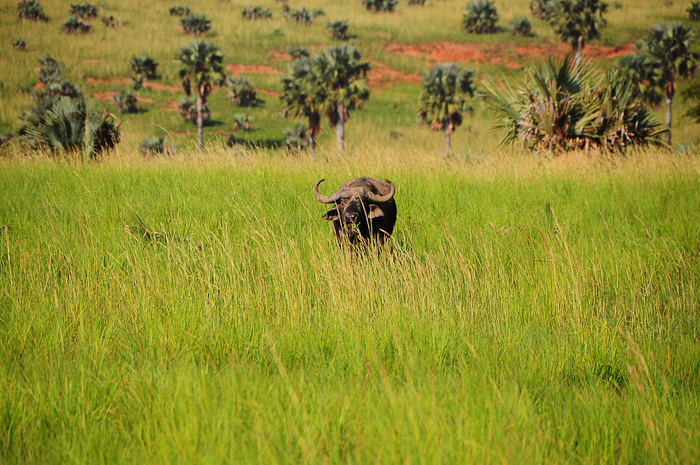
[
  {"x1": 444, "y1": 117, "x2": 451, "y2": 157},
  {"x1": 307, "y1": 114, "x2": 317, "y2": 154},
  {"x1": 575, "y1": 36, "x2": 583, "y2": 72},
  {"x1": 665, "y1": 94, "x2": 672, "y2": 147},
  {"x1": 336, "y1": 102, "x2": 345, "y2": 154},
  {"x1": 196, "y1": 93, "x2": 204, "y2": 151}
]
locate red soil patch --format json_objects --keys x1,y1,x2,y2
[
  {"x1": 138, "y1": 97, "x2": 154, "y2": 103},
  {"x1": 143, "y1": 81, "x2": 180, "y2": 92},
  {"x1": 367, "y1": 60, "x2": 421, "y2": 88},
  {"x1": 94, "y1": 91, "x2": 118, "y2": 101},
  {"x1": 227, "y1": 64, "x2": 283, "y2": 76},
  {"x1": 85, "y1": 77, "x2": 179, "y2": 93},
  {"x1": 258, "y1": 89, "x2": 280, "y2": 98},
  {"x1": 386, "y1": 41, "x2": 634, "y2": 69}
]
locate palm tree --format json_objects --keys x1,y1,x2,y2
[
  {"x1": 309, "y1": 44, "x2": 370, "y2": 154},
  {"x1": 630, "y1": 22, "x2": 698, "y2": 146},
  {"x1": 175, "y1": 41, "x2": 225, "y2": 151},
  {"x1": 417, "y1": 63, "x2": 476, "y2": 156},
  {"x1": 546, "y1": 0, "x2": 608, "y2": 69},
  {"x1": 279, "y1": 57, "x2": 322, "y2": 151}
]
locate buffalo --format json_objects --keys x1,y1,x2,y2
[{"x1": 313, "y1": 177, "x2": 397, "y2": 246}]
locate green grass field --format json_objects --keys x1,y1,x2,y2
[
  {"x1": 2, "y1": 0, "x2": 700, "y2": 463},
  {"x1": 1, "y1": 147, "x2": 700, "y2": 463}
]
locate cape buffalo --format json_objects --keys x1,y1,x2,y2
[{"x1": 313, "y1": 177, "x2": 397, "y2": 246}]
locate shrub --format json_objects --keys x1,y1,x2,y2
[
  {"x1": 483, "y1": 53, "x2": 665, "y2": 154},
  {"x1": 241, "y1": 6, "x2": 272, "y2": 19},
  {"x1": 361, "y1": 0, "x2": 398, "y2": 12},
  {"x1": 689, "y1": 2, "x2": 700, "y2": 20},
  {"x1": 60, "y1": 16, "x2": 92, "y2": 33},
  {"x1": 463, "y1": 0, "x2": 499, "y2": 34},
  {"x1": 178, "y1": 97, "x2": 210, "y2": 123},
  {"x1": 180, "y1": 14, "x2": 211, "y2": 35},
  {"x1": 12, "y1": 37, "x2": 27, "y2": 51},
  {"x1": 131, "y1": 54, "x2": 158, "y2": 79},
  {"x1": 289, "y1": 46, "x2": 309, "y2": 60},
  {"x1": 35, "y1": 56, "x2": 81, "y2": 101},
  {"x1": 70, "y1": 2, "x2": 98, "y2": 19},
  {"x1": 509, "y1": 17, "x2": 533, "y2": 36},
  {"x1": 138, "y1": 137, "x2": 170, "y2": 155},
  {"x1": 112, "y1": 90, "x2": 139, "y2": 113},
  {"x1": 407, "y1": 0, "x2": 425, "y2": 5},
  {"x1": 224, "y1": 77, "x2": 258, "y2": 106},
  {"x1": 233, "y1": 113, "x2": 252, "y2": 131},
  {"x1": 169, "y1": 6, "x2": 191, "y2": 16},
  {"x1": 327, "y1": 20, "x2": 349, "y2": 40},
  {"x1": 19, "y1": 96, "x2": 121, "y2": 159},
  {"x1": 17, "y1": 1, "x2": 48, "y2": 21},
  {"x1": 101, "y1": 15, "x2": 123, "y2": 27},
  {"x1": 287, "y1": 7, "x2": 315, "y2": 24},
  {"x1": 284, "y1": 123, "x2": 308, "y2": 150}
]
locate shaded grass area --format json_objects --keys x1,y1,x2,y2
[{"x1": 1, "y1": 148, "x2": 699, "y2": 463}]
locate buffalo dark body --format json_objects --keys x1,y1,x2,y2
[{"x1": 313, "y1": 177, "x2": 397, "y2": 246}]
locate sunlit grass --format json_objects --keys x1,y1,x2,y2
[{"x1": 1, "y1": 146, "x2": 699, "y2": 463}]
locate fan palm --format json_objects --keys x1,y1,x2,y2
[
  {"x1": 20, "y1": 97, "x2": 121, "y2": 159},
  {"x1": 463, "y1": 0, "x2": 499, "y2": 34},
  {"x1": 175, "y1": 41, "x2": 225, "y2": 150},
  {"x1": 417, "y1": 63, "x2": 476, "y2": 156},
  {"x1": 279, "y1": 57, "x2": 322, "y2": 151},
  {"x1": 309, "y1": 44, "x2": 370, "y2": 154},
  {"x1": 631, "y1": 22, "x2": 698, "y2": 145},
  {"x1": 546, "y1": 0, "x2": 608, "y2": 69},
  {"x1": 483, "y1": 52, "x2": 664, "y2": 153}
]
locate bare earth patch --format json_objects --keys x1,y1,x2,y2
[
  {"x1": 93, "y1": 91, "x2": 117, "y2": 101},
  {"x1": 367, "y1": 60, "x2": 421, "y2": 88},
  {"x1": 258, "y1": 89, "x2": 280, "y2": 98},
  {"x1": 385, "y1": 41, "x2": 634, "y2": 69},
  {"x1": 85, "y1": 77, "x2": 180, "y2": 93}
]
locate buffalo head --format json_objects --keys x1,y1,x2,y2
[{"x1": 313, "y1": 177, "x2": 397, "y2": 246}]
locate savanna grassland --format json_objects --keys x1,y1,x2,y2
[
  {"x1": 2, "y1": 0, "x2": 700, "y2": 464},
  {"x1": 1, "y1": 147, "x2": 700, "y2": 463}
]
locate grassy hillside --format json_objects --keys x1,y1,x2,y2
[
  {"x1": 1, "y1": 147, "x2": 700, "y2": 463},
  {"x1": 1, "y1": 0, "x2": 699, "y2": 151}
]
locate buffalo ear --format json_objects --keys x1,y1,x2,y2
[
  {"x1": 368, "y1": 204, "x2": 384, "y2": 219},
  {"x1": 322, "y1": 206, "x2": 340, "y2": 221}
]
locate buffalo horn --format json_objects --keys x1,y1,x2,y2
[
  {"x1": 313, "y1": 178, "x2": 345, "y2": 204},
  {"x1": 363, "y1": 179, "x2": 395, "y2": 203}
]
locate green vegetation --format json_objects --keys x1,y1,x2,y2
[
  {"x1": 169, "y1": 5, "x2": 192, "y2": 16},
  {"x1": 327, "y1": 19, "x2": 349, "y2": 40},
  {"x1": 621, "y1": 22, "x2": 698, "y2": 145},
  {"x1": 112, "y1": 89, "x2": 139, "y2": 113},
  {"x1": 224, "y1": 76, "x2": 258, "y2": 106},
  {"x1": 463, "y1": 0, "x2": 500, "y2": 34},
  {"x1": 69, "y1": 2, "x2": 98, "y2": 19},
  {"x1": 484, "y1": 53, "x2": 664, "y2": 153},
  {"x1": 241, "y1": 6, "x2": 272, "y2": 19},
  {"x1": 60, "y1": 15, "x2": 92, "y2": 34},
  {"x1": 689, "y1": 1, "x2": 700, "y2": 20},
  {"x1": 179, "y1": 13, "x2": 212, "y2": 35},
  {"x1": 11, "y1": 37, "x2": 27, "y2": 51},
  {"x1": 509, "y1": 17, "x2": 534, "y2": 36},
  {"x1": 361, "y1": 0, "x2": 398, "y2": 12},
  {"x1": 418, "y1": 62, "x2": 476, "y2": 156},
  {"x1": 546, "y1": 0, "x2": 609, "y2": 66},
  {"x1": 176, "y1": 41, "x2": 226, "y2": 150},
  {"x1": 16, "y1": 0, "x2": 48, "y2": 21}
]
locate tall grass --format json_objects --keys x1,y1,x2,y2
[{"x1": 1, "y1": 146, "x2": 699, "y2": 463}]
